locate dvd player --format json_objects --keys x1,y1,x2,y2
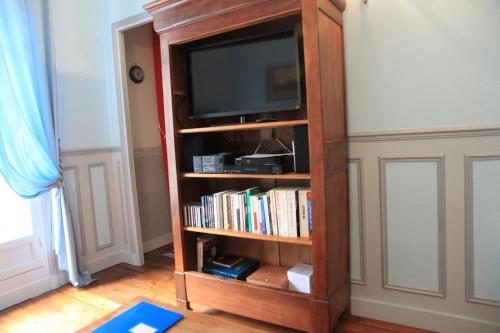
[{"x1": 223, "y1": 164, "x2": 293, "y2": 175}]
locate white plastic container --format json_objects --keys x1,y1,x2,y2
[{"x1": 287, "y1": 263, "x2": 313, "y2": 294}]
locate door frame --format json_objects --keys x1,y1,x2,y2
[{"x1": 111, "y1": 12, "x2": 153, "y2": 266}]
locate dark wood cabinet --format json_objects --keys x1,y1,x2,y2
[{"x1": 144, "y1": 1, "x2": 348, "y2": 332}]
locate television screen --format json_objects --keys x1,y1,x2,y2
[{"x1": 186, "y1": 31, "x2": 301, "y2": 119}]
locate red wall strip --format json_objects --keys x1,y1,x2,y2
[{"x1": 153, "y1": 31, "x2": 170, "y2": 187}]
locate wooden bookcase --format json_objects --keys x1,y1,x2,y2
[{"x1": 144, "y1": 1, "x2": 349, "y2": 332}]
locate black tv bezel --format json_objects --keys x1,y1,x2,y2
[{"x1": 185, "y1": 28, "x2": 302, "y2": 119}]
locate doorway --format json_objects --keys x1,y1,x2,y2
[
  {"x1": 118, "y1": 20, "x2": 173, "y2": 261},
  {"x1": 124, "y1": 23, "x2": 172, "y2": 255}
]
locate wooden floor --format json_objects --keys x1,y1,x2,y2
[{"x1": 0, "y1": 246, "x2": 432, "y2": 333}]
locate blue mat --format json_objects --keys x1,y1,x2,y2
[{"x1": 92, "y1": 301, "x2": 183, "y2": 333}]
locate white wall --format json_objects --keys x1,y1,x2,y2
[
  {"x1": 344, "y1": 0, "x2": 500, "y2": 133},
  {"x1": 51, "y1": 0, "x2": 116, "y2": 150},
  {"x1": 52, "y1": 0, "x2": 500, "y2": 148},
  {"x1": 51, "y1": 0, "x2": 149, "y2": 151}
]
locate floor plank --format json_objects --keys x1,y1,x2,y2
[{"x1": 0, "y1": 246, "x2": 433, "y2": 333}]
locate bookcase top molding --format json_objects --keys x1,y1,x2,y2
[
  {"x1": 143, "y1": 0, "x2": 346, "y2": 35},
  {"x1": 144, "y1": 0, "x2": 346, "y2": 13}
]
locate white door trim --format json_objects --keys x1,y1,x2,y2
[{"x1": 111, "y1": 12, "x2": 153, "y2": 266}]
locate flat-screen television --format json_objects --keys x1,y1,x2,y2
[{"x1": 186, "y1": 30, "x2": 301, "y2": 119}]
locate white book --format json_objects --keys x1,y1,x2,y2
[
  {"x1": 275, "y1": 188, "x2": 289, "y2": 237},
  {"x1": 231, "y1": 194, "x2": 240, "y2": 231},
  {"x1": 213, "y1": 191, "x2": 231, "y2": 229},
  {"x1": 268, "y1": 189, "x2": 278, "y2": 236},
  {"x1": 238, "y1": 192, "x2": 247, "y2": 232},
  {"x1": 222, "y1": 191, "x2": 236, "y2": 229},
  {"x1": 286, "y1": 189, "x2": 299, "y2": 237},
  {"x1": 298, "y1": 188, "x2": 310, "y2": 237},
  {"x1": 213, "y1": 193, "x2": 219, "y2": 229},
  {"x1": 196, "y1": 207, "x2": 199, "y2": 227}
]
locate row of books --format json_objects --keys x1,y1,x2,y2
[{"x1": 183, "y1": 187, "x2": 312, "y2": 238}]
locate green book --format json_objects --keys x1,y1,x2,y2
[{"x1": 245, "y1": 187, "x2": 260, "y2": 233}]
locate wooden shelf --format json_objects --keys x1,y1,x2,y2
[
  {"x1": 184, "y1": 227, "x2": 312, "y2": 246},
  {"x1": 179, "y1": 172, "x2": 310, "y2": 180},
  {"x1": 177, "y1": 119, "x2": 308, "y2": 134},
  {"x1": 184, "y1": 270, "x2": 311, "y2": 297}
]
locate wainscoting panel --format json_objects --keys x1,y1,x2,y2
[
  {"x1": 61, "y1": 148, "x2": 133, "y2": 274},
  {"x1": 61, "y1": 167, "x2": 87, "y2": 256},
  {"x1": 88, "y1": 164, "x2": 114, "y2": 250},
  {"x1": 348, "y1": 130, "x2": 500, "y2": 333},
  {"x1": 380, "y1": 157, "x2": 444, "y2": 296},
  {"x1": 348, "y1": 159, "x2": 365, "y2": 284},
  {"x1": 466, "y1": 156, "x2": 500, "y2": 306},
  {"x1": 133, "y1": 146, "x2": 172, "y2": 251}
]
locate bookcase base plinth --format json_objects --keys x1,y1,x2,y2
[{"x1": 184, "y1": 271, "x2": 313, "y2": 332}]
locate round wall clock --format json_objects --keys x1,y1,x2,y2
[{"x1": 129, "y1": 65, "x2": 144, "y2": 83}]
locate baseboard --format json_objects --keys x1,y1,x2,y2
[
  {"x1": 0, "y1": 277, "x2": 52, "y2": 311},
  {"x1": 350, "y1": 296, "x2": 500, "y2": 333},
  {"x1": 142, "y1": 233, "x2": 173, "y2": 254},
  {"x1": 49, "y1": 271, "x2": 68, "y2": 289},
  {"x1": 84, "y1": 251, "x2": 130, "y2": 274}
]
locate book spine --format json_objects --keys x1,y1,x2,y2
[
  {"x1": 207, "y1": 196, "x2": 211, "y2": 228},
  {"x1": 287, "y1": 191, "x2": 298, "y2": 237},
  {"x1": 201, "y1": 196, "x2": 206, "y2": 228},
  {"x1": 252, "y1": 196, "x2": 258, "y2": 233},
  {"x1": 206, "y1": 196, "x2": 210, "y2": 228},
  {"x1": 264, "y1": 195, "x2": 271, "y2": 235},
  {"x1": 277, "y1": 191, "x2": 288, "y2": 237},
  {"x1": 246, "y1": 192, "x2": 253, "y2": 233},
  {"x1": 232, "y1": 195, "x2": 239, "y2": 231},
  {"x1": 197, "y1": 205, "x2": 201, "y2": 227},
  {"x1": 190, "y1": 205, "x2": 194, "y2": 227},
  {"x1": 299, "y1": 190, "x2": 309, "y2": 237},
  {"x1": 221, "y1": 194, "x2": 226, "y2": 229},
  {"x1": 206, "y1": 196, "x2": 211, "y2": 228},
  {"x1": 210, "y1": 196, "x2": 214, "y2": 228},
  {"x1": 228, "y1": 194, "x2": 233, "y2": 230},
  {"x1": 240, "y1": 194, "x2": 246, "y2": 232},
  {"x1": 260, "y1": 196, "x2": 267, "y2": 235},
  {"x1": 269, "y1": 190, "x2": 278, "y2": 236},
  {"x1": 213, "y1": 194, "x2": 219, "y2": 229},
  {"x1": 193, "y1": 206, "x2": 197, "y2": 227},
  {"x1": 218, "y1": 194, "x2": 223, "y2": 229},
  {"x1": 256, "y1": 197, "x2": 263, "y2": 234},
  {"x1": 236, "y1": 210, "x2": 240, "y2": 231},
  {"x1": 307, "y1": 191, "x2": 312, "y2": 236}
]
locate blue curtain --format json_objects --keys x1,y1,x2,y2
[{"x1": 0, "y1": 0, "x2": 93, "y2": 287}]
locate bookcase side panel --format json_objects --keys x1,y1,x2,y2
[
  {"x1": 159, "y1": 36, "x2": 185, "y2": 272},
  {"x1": 315, "y1": 1, "x2": 349, "y2": 300},
  {"x1": 301, "y1": 0, "x2": 329, "y2": 302}
]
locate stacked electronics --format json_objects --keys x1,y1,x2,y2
[
  {"x1": 188, "y1": 125, "x2": 309, "y2": 175},
  {"x1": 224, "y1": 153, "x2": 294, "y2": 175}
]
